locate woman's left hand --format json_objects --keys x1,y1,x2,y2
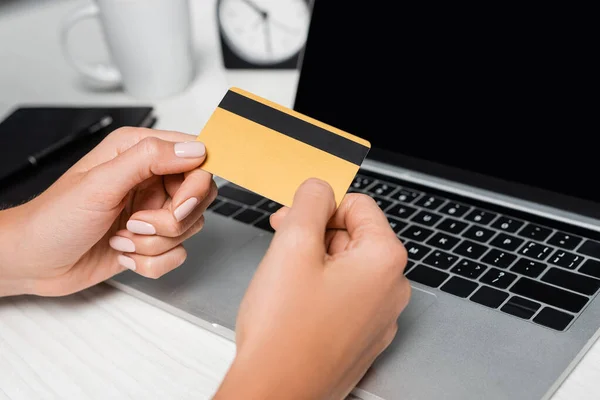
[{"x1": 0, "y1": 127, "x2": 216, "y2": 297}]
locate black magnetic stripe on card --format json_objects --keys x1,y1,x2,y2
[{"x1": 218, "y1": 90, "x2": 369, "y2": 166}]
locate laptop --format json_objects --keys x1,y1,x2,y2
[{"x1": 109, "y1": 2, "x2": 600, "y2": 399}]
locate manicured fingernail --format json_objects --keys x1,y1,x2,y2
[
  {"x1": 174, "y1": 197, "x2": 199, "y2": 222},
  {"x1": 174, "y1": 141, "x2": 205, "y2": 158},
  {"x1": 126, "y1": 220, "x2": 156, "y2": 235},
  {"x1": 109, "y1": 236, "x2": 136, "y2": 252},
  {"x1": 118, "y1": 255, "x2": 136, "y2": 271}
]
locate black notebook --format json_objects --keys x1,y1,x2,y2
[{"x1": 0, "y1": 106, "x2": 155, "y2": 208}]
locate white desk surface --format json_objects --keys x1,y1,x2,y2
[{"x1": 0, "y1": 1, "x2": 598, "y2": 399}]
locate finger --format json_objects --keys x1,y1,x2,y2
[
  {"x1": 110, "y1": 215, "x2": 205, "y2": 256},
  {"x1": 170, "y1": 169, "x2": 215, "y2": 220},
  {"x1": 85, "y1": 135, "x2": 207, "y2": 209},
  {"x1": 164, "y1": 174, "x2": 185, "y2": 199},
  {"x1": 275, "y1": 178, "x2": 336, "y2": 250},
  {"x1": 75, "y1": 127, "x2": 198, "y2": 171},
  {"x1": 327, "y1": 193, "x2": 395, "y2": 241},
  {"x1": 325, "y1": 229, "x2": 351, "y2": 255},
  {"x1": 117, "y1": 245, "x2": 188, "y2": 279},
  {"x1": 126, "y1": 188, "x2": 215, "y2": 237},
  {"x1": 269, "y1": 206, "x2": 289, "y2": 231},
  {"x1": 131, "y1": 175, "x2": 168, "y2": 212}
]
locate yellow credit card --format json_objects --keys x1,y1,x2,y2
[{"x1": 197, "y1": 87, "x2": 371, "y2": 208}]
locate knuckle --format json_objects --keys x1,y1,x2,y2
[
  {"x1": 208, "y1": 180, "x2": 218, "y2": 202},
  {"x1": 142, "y1": 258, "x2": 163, "y2": 279},
  {"x1": 381, "y1": 323, "x2": 399, "y2": 349},
  {"x1": 108, "y1": 126, "x2": 136, "y2": 140},
  {"x1": 396, "y1": 278, "x2": 412, "y2": 313},
  {"x1": 136, "y1": 237, "x2": 165, "y2": 256},
  {"x1": 138, "y1": 136, "x2": 162, "y2": 157},
  {"x1": 372, "y1": 239, "x2": 407, "y2": 278}
]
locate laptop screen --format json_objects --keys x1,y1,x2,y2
[{"x1": 294, "y1": 2, "x2": 598, "y2": 217}]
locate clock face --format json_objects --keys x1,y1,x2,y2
[{"x1": 218, "y1": 0, "x2": 311, "y2": 65}]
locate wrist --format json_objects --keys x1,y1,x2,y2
[
  {"x1": 213, "y1": 344, "x2": 330, "y2": 400},
  {"x1": 0, "y1": 204, "x2": 36, "y2": 296}
]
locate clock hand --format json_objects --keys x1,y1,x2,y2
[
  {"x1": 264, "y1": 18, "x2": 273, "y2": 56},
  {"x1": 238, "y1": 0, "x2": 267, "y2": 18}
]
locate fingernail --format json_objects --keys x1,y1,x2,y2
[
  {"x1": 174, "y1": 197, "x2": 199, "y2": 222},
  {"x1": 174, "y1": 141, "x2": 205, "y2": 158},
  {"x1": 127, "y1": 220, "x2": 156, "y2": 235},
  {"x1": 118, "y1": 255, "x2": 136, "y2": 271},
  {"x1": 109, "y1": 236, "x2": 136, "y2": 252}
]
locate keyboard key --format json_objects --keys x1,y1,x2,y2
[
  {"x1": 510, "y1": 278, "x2": 589, "y2": 313},
  {"x1": 414, "y1": 195, "x2": 445, "y2": 210},
  {"x1": 541, "y1": 267, "x2": 600, "y2": 296},
  {"x1": 233, "y1": 209, "x2": 266, "y2": 224},
  {"x1": 548, "y1": 250, "x2": 584, "y2": 270},
  {"x1": 439, "y1": 202, "x2": 471, "y2": 218},
  {"x1": 411, "y1": 211, "x2": 442, "y2": 226},
  {"x1": 491, "y1": 216, "x2": 524, "y2": 233},
  {"x1": 422, "y1": 250, "x2": 459, "y2": 270},
  {"x1": 454, "y1": 240, "x2": 488, "y2": 259},
  {"x1": 577, "y1": 240, "x2": 600, "y2": 259},
  {"x1": 518, "y1": 223, "x2": 552, "y2": 241},
  {"x1": 404, "y1": 260, "x2": 416, "y2": 274},
  {"x1": 367, "y1": 182, "x2": 398, "y2": 197},
  {"x1": 579, "y1": 259, "x2": 600, "y2": 279},
  {"x1": 501, "y1": 296, "x2": 541, "y2": 320},
  {"x1": 370, "y1": 195, "x2": 393, "y2": 211},
  {"x1": 388, "y1": 217, "x2": 408, "y2": 234},
  {"x1": 510, "y1": 258, "x2": 547, "y2": 278},
  {"x1": 437, "y1": 218, "x2": 468, "y2": 234},
  {"x1": 208, "y1": 199, "x2": 223, "y2": 210},
  {"x1": 547, "y1": 232, "x2": 582, "y2": 251},
  {"x1": 404, "y1": 242, "x2": 432, "y2": 261},
  {"x1": 253, "y1": 216, "x2": 274, "y2": 232},
  {"x1": 351, "y1": 175, "x2": 373, "y2": 190},
  {"x1": 490, "y1": 233, "x2": 524, "y2": 252},
  {"x1": 387, "y1": 217, "x2": 408, "y2": 234},
  {"x1": 451, "y1": 259, "x2": 487, "y2": 279},
  {"x1": 386, "y1": 204, "x2": 417, "y2": 219},
  {"x1": 481, "y1": 249, "x2": 517, "y2": 269},
  {"x1": 218, "y1": 185, "x2": 263, "y2": 206},
  {"x1": 533, "y1": 307, "x2": 574, "y2": 331},
  {"x1": 464, "y1": 209, "x2": 497, "y2": 225},
  {"x1": 441, "y1": 277, "x2": 478, "y2": 298},
  {"x1": 462, "y1": 225, "x2": 496, "y2": 243},
  {"x1": 401, "y1": 225, "x2": 434, "y2": 242},
  {"x1": 470, "y1": 286, "x2": 509, "y2": 309},
  {"x1": 426, "y1": 232, "x2": 460, "y2": 251},
  {"x1": 406, "y1": 265, "x2": 449, "y2": 288},
  {"x1": 480, "y1": 268, "x2": 517, "y2": 289},
  {"x1": 518, "y1": 241, "x2": 553, "y2": 261},
  {"x1": 391, "y1": 188, "x2": 421, "y2": 203},
  {"x1": 257, "y1": 199, "x2": 282, "y2": 213},
  {"x1": 212, "y1": 202, "x2": 243, "y2": 217}
]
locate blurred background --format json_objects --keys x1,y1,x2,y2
[
  {"x1": 0, "y1": 0, "x2": 313, "y2": 130},
  {"x1": 0, "y1": 0, "x2": 312, "y2": 205}
]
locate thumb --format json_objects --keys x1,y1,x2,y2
[
  {"x1": 275, "y1": 178, "x2": 336, "y2": 251},
  {"x1": 86, "y1": 137, "x2": 206, "y2": 207}
]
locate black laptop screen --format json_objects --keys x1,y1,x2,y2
[{"x1": 294, "y1": 2, "x2": 599, "y2": 216}]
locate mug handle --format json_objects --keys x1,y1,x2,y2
[{"x1": 60, "y1": 3, "x2": 122, "y2": 87}]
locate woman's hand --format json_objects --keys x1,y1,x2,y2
[
  {"x1": 0, "y1": 127, "x2": 216, "y2": 297},
  {"x1": 214, "y1": 179, "x2": 411, "y2": 400}
]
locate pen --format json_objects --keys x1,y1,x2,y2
[{"x1": 27, "y1": 115, "x2": 113, "y2": 166}]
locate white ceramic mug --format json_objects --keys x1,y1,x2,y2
[{"x1": 60, "y1": 0, "x2": 195, "y2": 99}]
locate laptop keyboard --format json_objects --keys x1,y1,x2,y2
[{"x1": 209, "y1": 169, "x2": 600, "y2": 332}]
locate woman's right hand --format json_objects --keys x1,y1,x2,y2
[{"x1": 214, "y1": 178, "x2": 411, "y2": 400}]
